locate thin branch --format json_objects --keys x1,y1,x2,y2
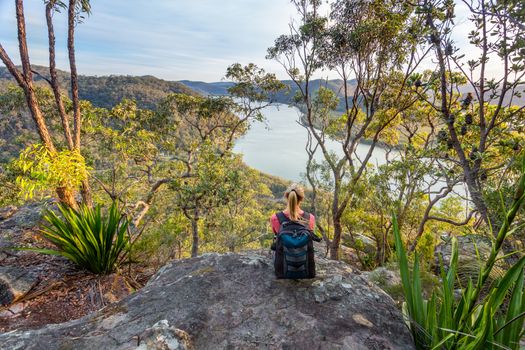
[{"x1": 427, "y1": 210, "x2": 477, "y2": 226}]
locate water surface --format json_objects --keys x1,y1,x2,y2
[{"x1": 233, "y1": 104, "x2": 389, "y2": 181}]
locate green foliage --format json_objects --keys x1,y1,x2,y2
[
  {"x1": 132, "y1": 212, "x2": 189, "y2": 268},
  {"x1": 74, "y1": 64, "x2": 286, "y2": 258},
  {"x1": 0, "y1": 165, "x2": 20, "y2": 206},
  {"x1": 35, "y1": 202, "x2": 129, "y2": 274},
  {"x1": 12, "y1": 144, "x2": 89, "y2": 200},
  {"x1": 226, "y1": 63, "x2": 286, "y2": 107},
  {"x1": 204, "y1": 167, "x2": 273, "y2": 253},
  {"x1": 417, "y1": 231, "x2": 435, "y2": 265},
  {"x1": 394, "y1": 156, "x2": 525, "y2": 349},
  {"x1": 395, "y1": 217, "x2": 525, "y2": 349}
]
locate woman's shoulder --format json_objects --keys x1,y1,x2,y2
[
  {"x1": 271, "y1": 211, "x2": 286, "y2": 218},
  {"x1": 270, "y1": 213, "x2": 279, "y2": 222},
  {"x1": 305, "y1": 212, "x2": 315, "y2": 229},
  {"x1": 303, "y1": 211, "x2": 315, "y2": 219}
]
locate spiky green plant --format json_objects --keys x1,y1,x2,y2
[
  {"x1": 395, "y1": 156, "x2": 525, "y2": 349},
  {"x1": 35, "y1": 201, "x2": 129, "y2": 274}
]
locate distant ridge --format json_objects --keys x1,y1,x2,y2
[
  {"x1": 3, "y1": 67, "x2": 520, "y2": 111},
  {"x1": 180, "y1": 78, "x2": 358, "y2": 112},
  {"x1": 0, "y1": 66, "x2": 197, "y2": 110},
  {"x1": 0, "y1": 66, "x2": 358, "y2": 111},
  {"x1": 0, "y1": 66, "x2": 356, "y2": 111},
  {"x1": 178, "y1": 80, "x2": 235, "y2": 96}
]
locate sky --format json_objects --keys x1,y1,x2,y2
[
  {"x1": 0, "y1": 0, "x2": 300, "y2": 82},
  {"x1": 0, "y1": 0, "x2": 500, "y2": 82}
]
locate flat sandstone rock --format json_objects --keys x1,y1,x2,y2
[{"x1": 0, "y1": 253, "x2": 415, "y2": 349}]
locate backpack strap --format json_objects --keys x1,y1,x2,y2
[
  {"x1": 277, "y1": 211, "x2": 310, "y2": 226},
  {"x1": 276, "y1": 211, "x2": 289, "y2": 225}
]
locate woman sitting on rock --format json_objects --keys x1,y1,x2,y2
[{"x1": 270, "y1": 183, "x2": 320, "y2": 279}]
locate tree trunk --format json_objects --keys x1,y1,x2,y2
[
  {"x1": 46, "y1": 3, "x2": 74, "y2": 150},
  {"x1": 381, "y1": 229, "x2": 388, "y2": 265},
  {"x1": 375, "y1": 236, "x2": 383, "y2": 267},
  {"x1": 24, "y1": 87, "x2": 57, "y2": 151},
  {"x1": 191, "y1": 216, "x2": 199, "y2": 258},
  {"x1": 1, "y1": 0, "x2": 80, "y2": 209},
  {"x1": 15, "y1": 0, "x2": 55, "y2": 154},
  {"x1": 80, "y1": 179, "x2": 93, "y2": 208},
  {"x1": 428, "y1": 10, "x2": 492, "y2": 234},
  {"x1": 330, "y1": 219, "x2": 342, "y2": 260},
  {"x1": 17, "y1": 0, "x2": 79, "y2": 208},
  {"x1": 68, "y1": 0, "x2": 81, "y2": 150},
  {"x1": 463, "y1": 170, "x2": 490, "y2": 225},
  {"x1": 56, "y1": 186, "x2": 77, "y2": 209},
  {"x1": 67, "y1": 1, "x2": 93, "y2": 207}
]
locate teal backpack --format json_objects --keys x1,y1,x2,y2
[{"x1": 273, "y1": 212, "x2": 316, "y2": 279}]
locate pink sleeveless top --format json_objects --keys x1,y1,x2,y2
[{"x1": 270, "y1": 210, "x2": 316, "y2": 234}]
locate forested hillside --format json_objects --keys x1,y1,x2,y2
[
  {"x1": 3, "y1": 66, "x2": 522, "y2": 116},
  {"x1": 0, "y1": 66, "x2": 357, "y2": 112},
  {"x1": 0, "y1": 66, "x2": 197, "y2": 109}
]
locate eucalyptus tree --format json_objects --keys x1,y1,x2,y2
[
  {"x1": 268, "y1": 0, "x2": 428, "y2": 259},
  {"x1": 154, "y1": 94, "x2": 248, "y2": 257},
  {"x1": 417, "y1": 0, "x2": 525, "y2": 233},
  {"x1": 204, "y1": 167, "x2": 273, "y2": 253},
  {"x1": 358, "y1": 98, "x2": 472, "y2": 257},
  {"x1": 85, "y1": 64, "x2": 284, "y2": 256},
  {"x1": 0, "y1": 0, "x2": 93, "y2": 208}
]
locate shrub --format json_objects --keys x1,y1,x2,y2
[
  {"x1": 13, "y1": 144, "x2": 90, "y2": 200},
  {"x1": 36, "y1": 202, "x2": 129, "y2": 274}
]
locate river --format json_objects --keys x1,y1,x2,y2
[{"x1": 233, "y1": 104, "x2": 391, "y2": 181}]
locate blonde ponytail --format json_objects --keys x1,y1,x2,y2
[
  {"x1": 285, "y1": 184, "x2": 305, "y2": 222},
  {"x1": 287, "y1": 190, "x2": 299, "y2": 221}
]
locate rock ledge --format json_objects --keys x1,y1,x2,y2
[{"x1": 0, "y1": 252, "x2": 414, "y2": 349}]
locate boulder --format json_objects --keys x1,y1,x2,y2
[
  {"x1": 363, "y1": 267, "x2": 401, "y2": 290},
  {"x1": 0, "y1": 202, "x2": 46, "y2": 256},
  {"x1": 434, "y1": 234, "x2": 506, "y2": 285},
  {"x1": 362, "y1": 267, "x2": 404, "y2": 305},
  {"x1": 0, "y1": 266, "x2": 39, "y2": 305},
  {"x1": 0, "y1": 202, "x2": 46, "y2": 231},
  {"x1": 0, "y1": 252, "x2": 414, "y2": 349},
  {"x1": 434, "y1": 234, "x2": 494, "y2": 267},
  {"x1": 0, "y1": 203, "x2": 47, "y2": 305}
]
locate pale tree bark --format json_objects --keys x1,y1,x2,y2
[
  {"x1": 269, "y1": 0, "x2": 426, "y2": 260},
  {"x1": 304, "y1": 128, "x2": 331, "y2": 256}
]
